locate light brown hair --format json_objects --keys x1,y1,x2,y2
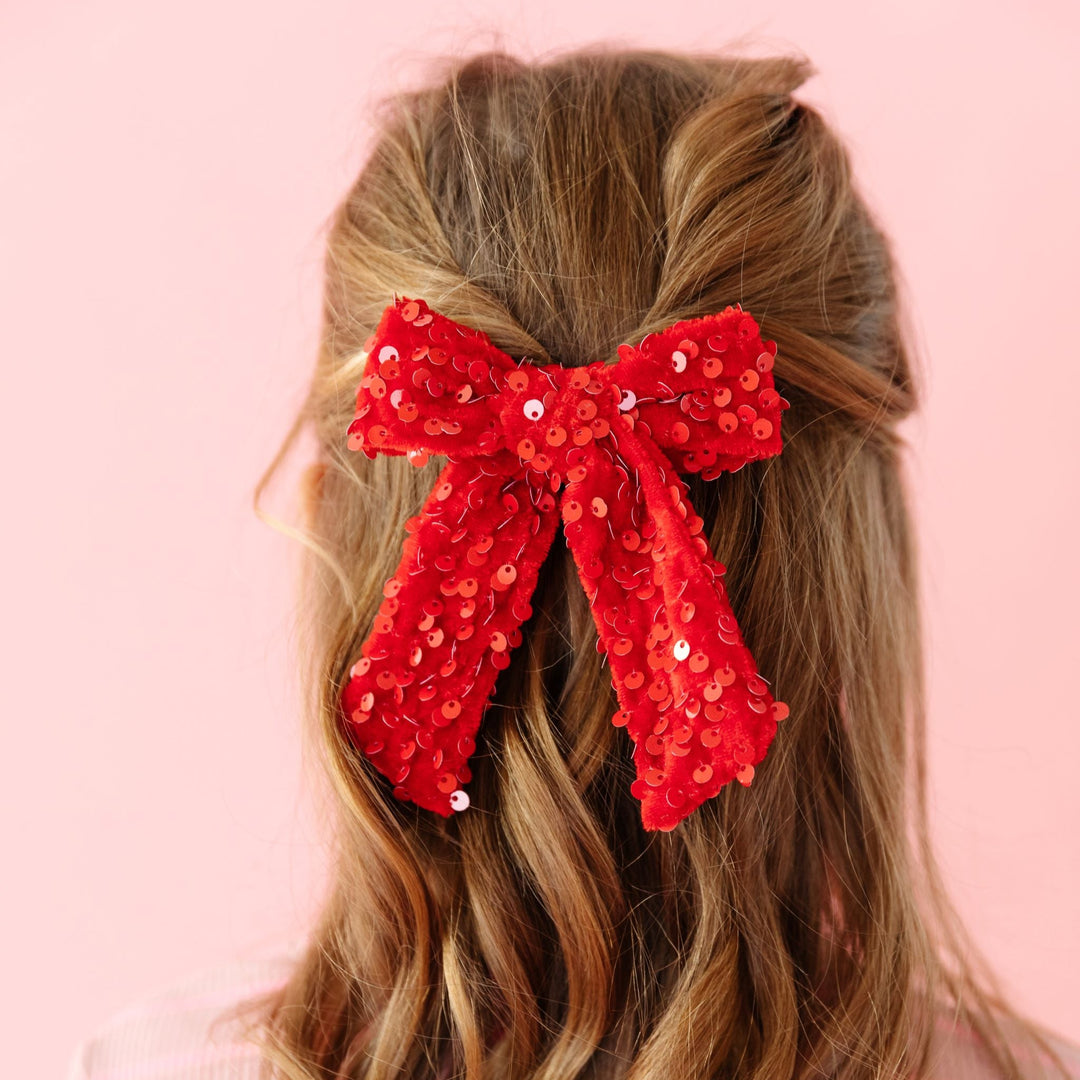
[{"x1": 245, "y1": 44, "x2": 1072, "y2": 1080}]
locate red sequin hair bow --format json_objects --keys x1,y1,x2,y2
[{"x1": 341, "y1": 296, "x2": 791, "y2": 832}]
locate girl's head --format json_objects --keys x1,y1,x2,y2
[{"x1": 254, "y1": 45, "x2": 1067, "y2": 1080}]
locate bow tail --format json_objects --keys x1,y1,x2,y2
[
  {"x1": 341, "y1": 452, "x2": 561, "y2": 817},
  {"x1": 562, "y1": 424, "x2": 782, "y2": 831}
]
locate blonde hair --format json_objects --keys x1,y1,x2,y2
[{"x1": 245, "y1": 44, "x2": 1071, "y2": 1080}]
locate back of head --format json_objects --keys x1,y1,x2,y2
[{"x1": 252, "y1": 44, "x2": 1068, "y2": 1080}]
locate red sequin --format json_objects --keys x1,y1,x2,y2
[{"x1": 340, "y1": 296, "x2": 791, "y2": 831}]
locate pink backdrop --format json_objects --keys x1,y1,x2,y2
[{"x1": 2, "y1": 3, "x2": 1076, "y2": 1076}]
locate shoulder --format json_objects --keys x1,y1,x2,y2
[
  {"x1": 65, "y1": 941, "x2": 300, "y2": 1080},
  {"x1": 926, "y1": 1008, "x2": 1080, "y2": 1080}
]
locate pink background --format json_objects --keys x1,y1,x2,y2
[{"x1": 2, "y1": 3, "x2": 1077, "y2": 1076}]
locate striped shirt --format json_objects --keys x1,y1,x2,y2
[{"x1": 67, "y1": 947, "x2": 1080, "y2": 1080}]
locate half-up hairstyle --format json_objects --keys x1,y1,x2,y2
[{"x1": 246, "y1": 44, "x2": 1072, "y2": 1080}]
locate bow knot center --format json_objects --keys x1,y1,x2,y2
[{"x1": 499, "y1": 362, "x2": 620, "y2": 476}]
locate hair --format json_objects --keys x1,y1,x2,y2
[{"x1": 241, "y1": 43, "x2": 1072, "y2": 1080}]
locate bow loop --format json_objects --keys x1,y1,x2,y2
[
  {"x1": 347, "y1": 299, "x2": 519, "y2": 460},
  {"x1": 607, "y1": 309, "x2": 788, "y2": 479}
]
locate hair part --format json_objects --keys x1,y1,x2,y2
[{"x1": 243, "y1": 43, "x2": 1072, "y2": 1080}]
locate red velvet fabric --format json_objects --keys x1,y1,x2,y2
[{"x1": 341, "y1": 297, "x2": 790, "y2": 831}]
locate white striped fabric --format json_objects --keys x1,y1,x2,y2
[
  {"x1": 67, "y1": 945, "x2": 1080, "y2": 1079},
  {"x1": 66, "y1": 945, "x2": 297, "y2": 1080}
]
